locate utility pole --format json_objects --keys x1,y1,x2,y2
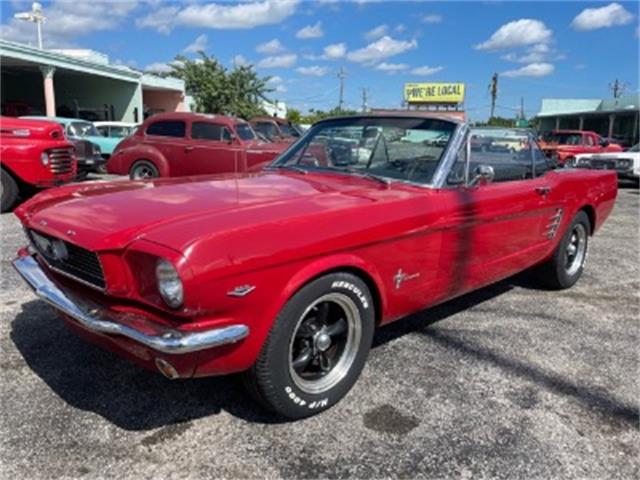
[
  {"x1": 361, "y1": 87, "x2": 368, "y2": 112},
  {"x1": 337, "y1": 67, "x2": 346, "y2": 111},
  {"x1": 609, "y1": 79, "x2": 626, "y2": 99},
  {"x1": 489, "y1": 73, "x2": 498, "y2": 121},
  {"x1": 520, "y1": 97, "x2": 525, "y2": 120}
]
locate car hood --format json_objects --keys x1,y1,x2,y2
[{"x1": 16, "y1": 172, "x2": 396, "y2": 253}]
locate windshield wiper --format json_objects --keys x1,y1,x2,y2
[
  {"x1": 268, "y1": 164, "x2": 309, "y2": 174},
  {"x1": 339, "y1": 168, "x2": 392, "y2": 186}
]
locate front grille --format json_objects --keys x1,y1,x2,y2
[
  {"x1": 48, "y1": 147, "x2": 74, "y2": 175},
  {"x1": 73, "y1": 140, "x2": 92, "y2": 160},
  {"x1": 589, "y1": 159, "x2": 616, "y2": 170},
  {"x1": 28, "y1": 229, "x2": 106, "y2": 290}
]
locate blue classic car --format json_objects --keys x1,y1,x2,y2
[{"x1": 21, "y1": 116, "x2": 122, "y2": 173}]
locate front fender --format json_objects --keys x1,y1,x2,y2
[{"x1": 108, "y1": 145, "x2": 169, "y2": 176}]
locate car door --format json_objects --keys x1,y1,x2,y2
[
  {"x1": 438, "y1": 133, "x2": 554, "y2": 295},
  {"x1": 187, "y1": 121, "x2": 240, "y2": 175},
  {"x1": 143, "y1": 119, "x2": 189, "y2": 175}
]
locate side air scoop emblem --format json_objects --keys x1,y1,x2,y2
[{"x1": 227, "y1": 285, "x2": 256, "y2": 297}]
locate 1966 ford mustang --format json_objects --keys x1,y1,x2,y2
[{"x1": 12, "y1": 115, "x2": 617, "y2": 418}]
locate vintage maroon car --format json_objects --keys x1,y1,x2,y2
[
  {"x1": 107, "y1": 112, "x2": 289, "y2": 179},
  {"x1": 250, "y1": 115, "x2": 302, "y2": 143},
  {"x1": 13, "y1": 116, "x2": 617, "y2": 418},
  {"x1": 1, "y1": 116, "x2": 76, "y2": 212}
]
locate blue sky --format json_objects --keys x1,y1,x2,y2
[{"x1": 2, "y1": 1, "x2": 638, "y2": 120}]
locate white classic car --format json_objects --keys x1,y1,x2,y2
[{"x1": 572, "y1": 144, "x2": 640, "y2": 184}]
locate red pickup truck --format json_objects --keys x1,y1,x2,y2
[
  {"x1": 539, "y1": 130, "x2": 624, "y2": 165},
  {"x1": 107, "y1": 112, "x2": 290, "y2": 179},
  {"x1": 1, "y1": 116, "x2": 76, "y2": 212}
]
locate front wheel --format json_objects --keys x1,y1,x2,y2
[
  {"x1": 535, "y1": 211, "x2": 590, "y2": 289},
  {"x1": 129, "y1": 160, "x2": 159, "y2": 180},
  {"x1": 244, "y1": 273, "x2": 375, "y2": 419},
  {"x1": 1, "y1": 169, "x2": 19, "y2": 213}
]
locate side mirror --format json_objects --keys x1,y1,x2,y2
[
  {"x1": 599, "y1": 138, "x2": 609, "y2": 147},
  {"x1": 469, "y1": 165, "x2": 495, "y2": 187}
]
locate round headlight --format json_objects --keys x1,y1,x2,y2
[
  {"x1": 156, "y1": 259, "x2": 183, "y2": 309},
  {"x1": 40, "y1": 151, "x2": 49, "y2": 166}
]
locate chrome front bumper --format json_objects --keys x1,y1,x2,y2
[{"x1": 13, "y1": 254, "x2": 249, "y2": 354}]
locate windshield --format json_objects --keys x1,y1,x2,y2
[
  {"x1": 549, "y1": 132, "x2": 583, "y2": 145},
  {"x1": 110, "y1": 126, "x2": 133, "y2": 138},
  {"x1": 67, "y1": 121, "x2": 99, "y2": 138},
  {"x1": 235, "y1": 123, "x2": 257, "y2": 141},
  {"x1": 280, "y1": 123, "x2": 301, "y2": 137},
  {"x1": 272, "y1": 117, "x2": 456, "y2": 185}
]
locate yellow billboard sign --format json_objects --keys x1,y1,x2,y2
[{"x1": 404, "y1": 83, "x2": 465, "y2": 104}]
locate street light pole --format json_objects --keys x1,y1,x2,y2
[{"x1": 14, "y1": 2, "x2": 46, "y2": 49}]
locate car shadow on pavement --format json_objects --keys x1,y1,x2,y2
[
  {"x1": 11, "y1": 300, "x2": 285, "y2": 429},
  {"x1": 373, "y1": 278, "x2": 639, "y2": 431}
]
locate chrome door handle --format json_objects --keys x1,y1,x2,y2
[
  {"x1": 185, "y1": 146, "x2": 194, "y2": 152},
  {"x1": 535, "y1": 186, "x2": 551, "y2": 196}
]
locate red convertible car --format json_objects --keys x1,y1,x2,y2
[
  {"x1": 13, "y1": 115, "x2": 617, "y2": 418},
  {"x1": 107, "y1": 112, "x2": 289, "y2": 179}
]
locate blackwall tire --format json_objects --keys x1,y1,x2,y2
[
  {"x1": 243, "y1": 272, "x2": 375, "y2": 419},
  {"x1": 129, "y1": 160, "x2": 159, "y2": 180},
  {"x1": 535, "y1": 211, "x2": 590, "y2": 290},
  {"x1": 1, "y1": 169, "x2": 19, "y2": 213}
]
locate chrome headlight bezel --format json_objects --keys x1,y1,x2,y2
[
  {"x1": 40, "y1": 151, "x2": 49, "y2": 166},
  {"x1": 155, "y1": 259, "x2": 184, "y2": 309}
]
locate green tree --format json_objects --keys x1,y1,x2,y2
[
  {"x1": 286, "y1": 107, "x2": 302, "y2": 124},
  {"x1": 164, "y1": 52, "x2": 271, "y2": 118}
]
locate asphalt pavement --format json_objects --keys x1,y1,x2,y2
[{"x1": 0, "y1": 180, "x2": 638, "y2": 479}]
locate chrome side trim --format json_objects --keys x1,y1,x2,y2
[{"x1": 12, "y1": 255, "x2": 249, "y2": 355}]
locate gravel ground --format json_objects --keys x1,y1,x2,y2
[{"x1": 0, "y1": 179, "x2": 638, "y2": 479}]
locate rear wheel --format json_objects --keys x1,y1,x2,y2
[
  {"x1": 1, "y1": 169, "x2": 19, "y2": 213},
  {"x1": 243, "y1": 273, "x2": 375, "y2": 419},
  {"x1": 129, "y1": 160, "x2": 159, "y2": 180},
  {"x1": 535, "y1": 211, "x2": 590, "y2": 289}
]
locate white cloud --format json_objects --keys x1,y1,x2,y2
[
  {"x1": 347, "y1": 36, "x2": 418, "y2": 64},
  {"x1": 502, "y1": 62, "x2": 555, "y2": 78},
  {"x1": 144, "y1": 62, "x2": 173, "y2": 74},
  {"x1": 267, "y1": 75, "x2": 287, "y2": 92},
  {"x1": 183, "y1": 34, "x2": 208, "y2": 54},
  {"x1": 257, "y1": 53, "x2": 297, "y2": 68},
  {"x1": 232, "y1": 54, "x2": 249, "y2": 67},
  {"x1": 256, "y1": 38, "x2": 285, "y2": 54},
  {"x1": 296, "y1": 21, "x2": 324, "y2": 39},
  {"x1": 500, "y1": 43, "x2": 565, "y2": 63},
  {"x1": 365, "y1": 24, "x2": 388, "y2": 41},
  {"x1": 475, "y1": 19, "x2": 552, "y2": 50},
  {"x1": 410, "y1": 65, "x2": 444, "y2": 76},
  {"x1": 375, "y1": 62, "x2": 409, "y2": 73},
  {"x1": 395, "y1": 24, "x2": 407, "y2": 33},
  {"x1": 267, "y1": 76, "x2": 284, "y2": 84},
  {"x1": 296, "y1": 65, "x2": 329, "y2": 76},
  {"x1": 1, "y1": 0, "x2": 138, "y2": 47},
  {"x1": 323, "y1": 42, "x2": 347, "y2": 59},
  {"x1": 571, "y1": 3, "x2": 634, "y2": 31},
  {"x1": 137, "y1": 0, "x2": 299, "y2": 34},
  {"x1": 422, "y1": 14, "x2": 443, "y2": 24}
]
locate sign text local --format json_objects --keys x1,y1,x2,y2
[{"x1": 404, "y1": 83, "x2": 465, "y2": 104}]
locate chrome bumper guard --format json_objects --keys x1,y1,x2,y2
[{"x1": 13, "y1": 255, "x2": 249, "y2": 354}]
